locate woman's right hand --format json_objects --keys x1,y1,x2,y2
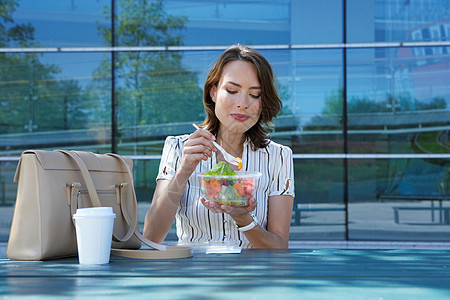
[{"x1": 179, "y1": 127, "x2": 217, "y2": 175}]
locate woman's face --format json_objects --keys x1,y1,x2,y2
[{"x1": 210, "y1": 60, "x2": 262, "y2": 136}]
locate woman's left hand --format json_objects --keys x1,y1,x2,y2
[{"x1": 200, "y1": 196, "x2": 257, "y2": 218}]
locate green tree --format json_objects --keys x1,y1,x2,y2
[
  {"x1": 416, "y1": 96, "x2": 447, "y2": 110},
  {"x1": 0, "y1": 0, "x2": 86, "y2": 137},
  {"x1": 275, "y1": 78, "x2": 292, "y2": 115},
  {"x1": 321, "y1": 88, "x2": 396, "y2": 116},
  {"x1": 321, "y1": 88, "x2": 343, "y2": 115},
  {"x1": 91, "y1": 0, "x2": 203, "y2": 136}
]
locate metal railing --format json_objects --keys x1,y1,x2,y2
[
  {"x1": 1, "y1": 41, "x2": 450, "y2": 53},
  {"x1": 1, "y1": 153, "x2": 450, "y2": 162}
]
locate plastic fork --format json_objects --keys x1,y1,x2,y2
[{"x1": 192, "y1": 123, "x2": 242, "y2": 169}]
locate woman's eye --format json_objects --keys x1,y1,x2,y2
[
  {"x1": 226, "y1": 89, "x2": 238, "y2": 95},
  {"x1": 250, "y1": 94, "x2": 261, "y2": 99}
]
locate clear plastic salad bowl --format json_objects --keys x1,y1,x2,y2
[{"x1": 198, "y1": 172, "x2": 262, "y2": 207}]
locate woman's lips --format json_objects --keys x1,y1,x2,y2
[{"x1": 231, "y1": 113, "x2": 250, "y2": 121}]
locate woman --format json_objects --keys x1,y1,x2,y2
[{"x1": 143, "y1": 44, "x2": 294, "y2": 248}]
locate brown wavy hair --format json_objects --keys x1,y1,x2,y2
[{"x1": 200, "y1": 44, "x2": 282, "y2": 150}]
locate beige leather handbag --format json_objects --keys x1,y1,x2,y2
[{"x1": 6, "y1": 150, "x2": 192, "y2": 260}]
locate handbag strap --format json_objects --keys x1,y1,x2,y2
[
  {"x1": 59, "y1": 150, "x2": 192, "y2": 259},
  {"x1": 106, "y1": 153, "x2": 168, "y2": 251},
  {"x1": 110, "y1": 246, "x2": 192, "y2": 259},
  {"x1": 107, "y1": 153, "x2": 193, "y2": 259},
  {"x1": 57, "y1": 150, "x2": 137, "y2": 245}
]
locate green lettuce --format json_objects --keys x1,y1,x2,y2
[{"x1": 204, "y1": 161, "x2": 237, "y2": 176}]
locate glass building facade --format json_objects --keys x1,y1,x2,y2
[{"x1": 0, "y1": 0, "x2": 449, "y2": 243}]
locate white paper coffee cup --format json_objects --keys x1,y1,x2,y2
[{"x1": 73, "y1": 207, "x2": 116, "y2": 265}]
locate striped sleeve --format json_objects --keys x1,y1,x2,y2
[
  {"x1": 156, "y1": 135, "x2": 188, "y2": 181},
  {"x1": 268, "y1": 144, "x2": 295, "y2": 198}
]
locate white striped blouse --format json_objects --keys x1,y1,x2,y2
[{"x1": 157, "y1": 134, "x2": 295, "y2": 248}]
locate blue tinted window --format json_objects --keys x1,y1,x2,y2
[
  {"x1": 347, "y1": 47, "x2": 450, "y2": 114},
  {"x1": 0, "y1": 52, "x2": 111, "y2": 148},
  {"x1": 164, "y1": 0, "x2": 342, "y2": 46},
  {"x1": 289, "y1": 49, "x2": 343, "y2": 116},
  {"x1": 347, "y1": 47, "x2": 450, "y2": 154},
  {"x1": 1, "y1": 0, "x2": 450, "y2": 244},
  {"x1": 10, "y1": 0, "x2": 110, "y2": 47},
  {"x1": 165, "y1": 0, "x2": 291, "y2": 46},
  {"x1": 348, "y1": 0, "x2": 450, "y2": 42},
  {"x1": 290, "y1": 0, "x2": 342, "y2": 44}
]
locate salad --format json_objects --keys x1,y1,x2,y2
[{"x1": 198, "y1": 162, "x2": 260, "y2": 206}]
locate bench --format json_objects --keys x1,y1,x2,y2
[
  {"x1": 393, "y1": 206, "x2": 450, "y2": 224},
  {"x1": 379, "y1": 194, "x2": 449, "y2": 224}
]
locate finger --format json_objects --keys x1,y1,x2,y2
[
  {"x1": 201, "y1": 198, "x2": 222, "y2": 213},
  {"x1": 181, "y1": 152, "x2": 208, "y2": 168},
  {"x1": 186, "y1": 144, "x2": 214, "y2": 159},
  {"x1": 192, "y1": 127, "x2": 216, "y2": 141},
  {"x1": 189, "y1": 129, "x2": 217, "y2": 153},
  {"x1": 248, "y1": 197, "x2": 257, "y2": 210},
  {"x1": 208, "y1": 201, "x2": 224, "y2": 213},
  {"x1": 183, "y1": 137, "x2": 216, "y2": 163},
  {"x1": 220, "y1": 204, "x2": 232, "y2": 214},
  {"x1": 184, "y1": 138, "x2": 216, "y2": 161},
  {"x1": 190, "y1": 130, "x2": 216, "y2": 149}
]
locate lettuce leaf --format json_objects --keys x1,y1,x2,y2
[{"x1": 204, "y1": 161, "x2": 237, "y2": 176}]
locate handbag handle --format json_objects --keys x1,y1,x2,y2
[
  {"x1": 58, "y1": 150, "x2": 192, "y2": 258},
  {"x1": 107, "y1": 153, "x2": 193, "y2": 259},
  {"x1": 57, "y1": 150, "x2": 138, "y2": 246},
  {"x1": 106, "y1": 153, "x2": 168, "y2": 251}
]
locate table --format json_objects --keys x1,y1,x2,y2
[{"x1": 1, "y1": 248, "x2": 450, "y2": 299}]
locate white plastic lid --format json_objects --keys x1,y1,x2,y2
[{"x1": 73, "y1": 207, "x2": 116, "y2": 219}]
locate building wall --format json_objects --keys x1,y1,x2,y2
[{"x1": 0, "y1": 0, "x2": 449, "y2": 242}]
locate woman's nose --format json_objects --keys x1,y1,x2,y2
[{"x1": 236, "y1": 93, "x2": 248, "y2": 109}]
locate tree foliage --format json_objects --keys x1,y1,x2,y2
[
  {"x1": 321, "y1": 88, "x2": 447, "y2": 116},
  {"x1": 91, "y1": 0, "x2": 203, "y2": 134},
  {"x1": 0, "y1": 0, "x2": 85, "y2": 136}
]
